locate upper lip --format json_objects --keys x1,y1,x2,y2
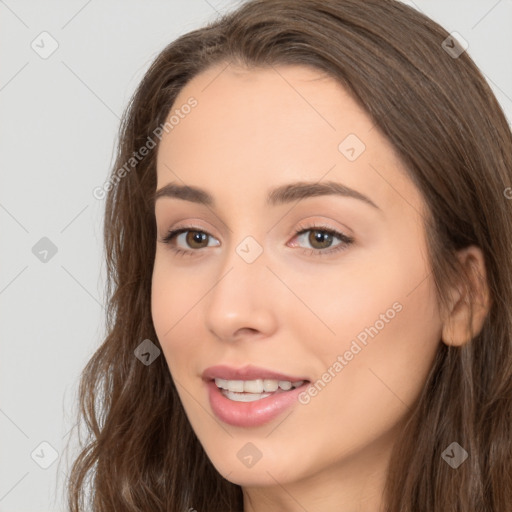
[{"x1": 202, "y1": 364, "x2": 309, "y2": 382}]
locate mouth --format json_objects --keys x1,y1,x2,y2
[{"x1": 202, "y1": 365, "x2": 311, "y2": 427}]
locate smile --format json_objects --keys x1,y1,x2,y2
[
  {"x1": 214, "y1": 378, "x2": 305, "y2": 402},
  {"x1": 202, "y1": 365, "x2": 311, "y2": 427}
]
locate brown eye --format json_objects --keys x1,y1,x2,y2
[
  {"x1": 185, "y1": 230, "x2": 209, "y2": 248},
  {"x1": 291, "y1": 224, "x2": 354, "y2": 256},
  {"x1": 308, "y1": 230, "x2": 334, "y2": 250},
  {"x1": 160, "y1": 227, "x2": 220, "y2": 255}
]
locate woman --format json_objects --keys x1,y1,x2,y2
[{"x1": 68, "y1": 0, "x2": 512, "y2": 510}]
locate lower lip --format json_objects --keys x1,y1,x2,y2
[{"x1": 206, "y1": 380, "x2": 308, "y2": 428}]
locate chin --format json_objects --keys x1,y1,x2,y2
[{"x1": 202, "y1": 443, "x2": 306, "y2": 487}]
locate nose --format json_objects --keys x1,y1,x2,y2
[{"x1": 204, "y1": 239, "x2": 279, "y2": 343}]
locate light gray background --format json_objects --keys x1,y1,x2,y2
[{"x1": 1, "y1": 1, "x2": 511, "y2": 511}]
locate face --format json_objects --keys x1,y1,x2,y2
[{"x1": 151, "y1": 63, "x2": 444, "y2": 492}]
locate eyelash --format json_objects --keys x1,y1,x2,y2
[{"x1": 159, "y1": 222, "x2": 354, "y2": 258}]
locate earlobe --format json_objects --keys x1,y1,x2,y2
[{"x1": 441, "y1": 245, "x2": 491, "y2": 347}]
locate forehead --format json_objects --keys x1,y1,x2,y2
[{"x1": 156, "y1": 62, "x2": 425, "y2": 221}]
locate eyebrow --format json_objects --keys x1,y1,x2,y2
[{"x1": 153, "y1": 180, "x2": 381, "y2": 211}]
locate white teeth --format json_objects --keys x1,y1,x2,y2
[
  {"x1": 230, "y1": 380, "x2": 244, "y2": 392},
  {"x1": 278, "y1": 380, "x2": 292, "y2": 391},
  {"x1": 263, "y1": 379, "x2": 279, "y2": 392},
  {"x1": 224, "y1": 390, "x2": 272, "y2": 402},
  {"x1": 243, "y1": 379, "x2": 263, "y2": 393},
  {"x1": 214, "y1": 378, "x2": 304, "y2": 394},
  {"x1": 215, "y1": 378, "x2": 228, "y2": 390}
]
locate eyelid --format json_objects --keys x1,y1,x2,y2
[
  {"x1": 159, "y1": 219, "x2": 219, "y2": 239},
  {"x1": 291, "y1": 218, "x2": 352, "y2": 239}
]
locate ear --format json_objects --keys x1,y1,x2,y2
[{"x1": 441, "y1": 245, "x2": 492, "y2": 347}]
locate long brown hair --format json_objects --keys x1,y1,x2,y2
[{"x1": 67, "y1": 0, "x2": 512, "y2": 510}]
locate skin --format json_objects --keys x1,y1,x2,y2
[{"x1": 151, "y1": 62, "x2": 490, "y2": 512}]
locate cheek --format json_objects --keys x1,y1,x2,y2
[
  {"x1": 285, "y1": 250, "x2": 424, "y2": 360},
  {"x1": 151, "y1": 259, "x2": 174, "y2": 345},
  {"x1": 325, "y1": 229, "x2": 440, "y2": 357},
  {"x1": 291, "y1": 274, "x2": 442, "y2": 473},
  {"x1": 311, "y1": 253, "x2": 442, "y2": 426},
  {"x1": 364, "y1": 275, "x2": 442, "y2": 393},
  {"x1": 312, "y1": 233, "x2": 438, "y2": 370},
  {"x1": 150, "y1": 257, "x2": 201, "y2": 373},
  {"x1": 151, "y1": 254, "x2": 202, "y2": 332}
]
